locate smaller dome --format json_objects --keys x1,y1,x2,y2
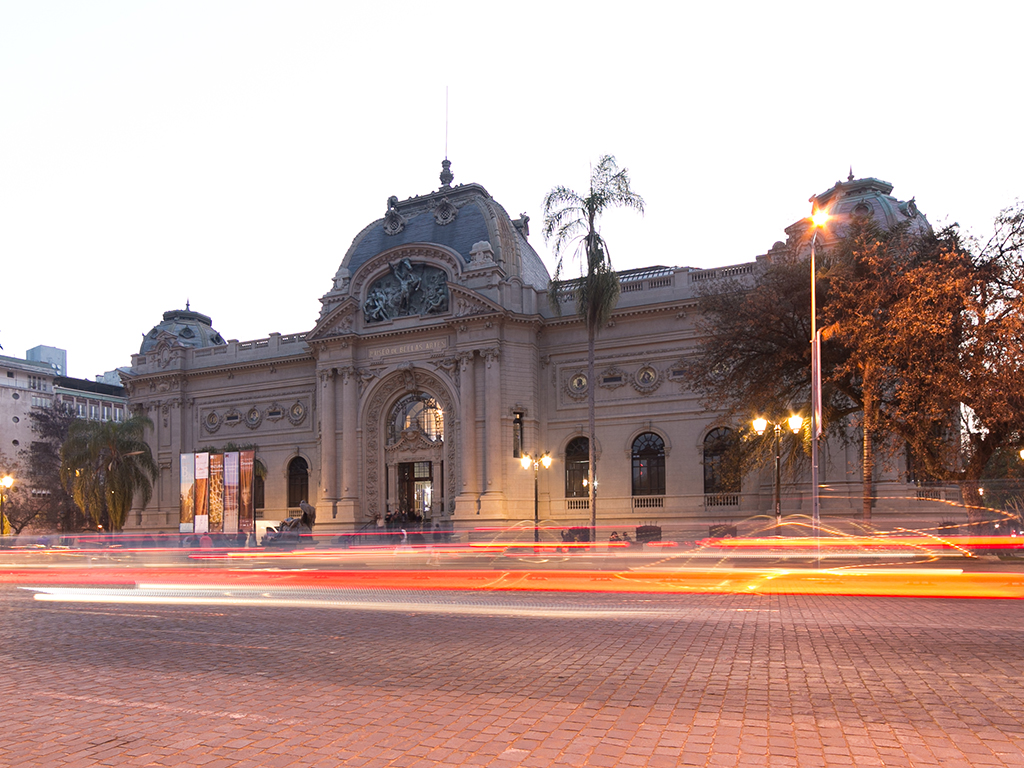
[{"x1": 141, "y1": 308, "x2": 225, "y2": 354}]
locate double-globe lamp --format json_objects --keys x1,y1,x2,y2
[
  {"x1": 753, "y1": 415, "x2": 803, "y2": 524},
  {"x1": 521, "y1": 453, "x2": 552, "y2": 544}
]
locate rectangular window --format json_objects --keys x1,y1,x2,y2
[
  {"x1": 103, "y1": 406, "x2": 111, "y2": 421},
  {"x1": 114, "y1": 408, "x2": 124, "y2": 422},
  {"x1": 76, "y1": 403, "x2": 86, "y2": 417},
  {"x1": 89, "y1": 404, "x2": 99, "y2": 419}
]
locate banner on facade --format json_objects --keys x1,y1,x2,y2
[
  {"x1": 223, "y1": 452, "x2": 239, "y2": 534},
  {"x1": 195, "y1": 452, "x2": 209, "y2": 524},
  {"x1": 239, "y1": 450, "x2": 255, "y2": 533},
  {"x1": 180, "y1": 450, "x2": 254, "y2": 535},
  {"x1": 209, "y1": 453, "x2": 224, "y2": 533},
  {"x1": 179, "y1": 453, "x2": 195, "y2": 532}
]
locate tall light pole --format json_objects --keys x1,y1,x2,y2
[
  {"x1": 521, "y1": 453, "x2": 551, "y2": 544},
  {"x1": 753, "y1": 416, "x2": 804, "y2": 525},
  {"x1": 809, "y1": 208, "x2": 829, "y2": 543},
  {"x1": 0, "y1": 474, "x2": 14, "y2": 540}
]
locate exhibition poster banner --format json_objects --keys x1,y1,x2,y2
[
  {"x1": 224, "y1": 452, "x2": 239, "y2": 534},
  {"x1": 239, "y1": 450, "x2": 255, "y2": 533},
  {"x1": 195, "y1": 452, "x2": 209, "y2": 522},
  {"x1": 209, "y1": 453, "x2": 224, "y2": 532},
  {"x1": 179, "y1": 453, "x2": 195, "y2": 532}
]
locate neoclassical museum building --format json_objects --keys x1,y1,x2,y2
[{"x1": 122, "y1": 164, "x2": 940, "y2": 536}]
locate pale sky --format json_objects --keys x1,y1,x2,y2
[{"x1": 1, "y1": 1, "x2": 1020, "y2": 380}]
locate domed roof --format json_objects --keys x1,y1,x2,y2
[
  {"x1": 329, "y1": 161, "x2": 550, "y2": 294},
  {"x1": 140, "y1": 306, "x2": 225, "y2": 354},
  {"x1": 782, "y1": 173, "x2": 931, "y2": 251}
]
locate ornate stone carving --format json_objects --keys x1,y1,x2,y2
[
  {"x1": 266, "y1": 402, "x2": 285, "y2": 422},
  {"x1": 385, "y1": 428, "x2": 444, "y2": 455},
  {"x1": 454, "y1": 295, "x2": 490, "y2": 317},
  {"x1": 433, "y1": 197, "x2": 457, "y2": 226},
  {"x1": 482, "y1": 347, "x2": 500, "y2": 367},
  {"x1": 398, "y1": 362, "x2": 418, "y2": 393},
  {"x1": 288, "y1": 400, "x2": 307, "y2": 426},
  {"x1": 203, "y1": 410, "x2": 221, "y2": 433},
  {"x1": 382, "y1": 195, "x2": 406, "y2": 236},
  {"x1": 469, "y1": 240, "x2": 495, "y2": 264},
  {"x1": 245, "y1": 407, "x2": 262, "y2": 430},
  {"x1": 356, "y1": 367, "x2": 381, "y2": 398},
  {"x1": 363, "y1": 258, "x2": 450, "y2": 323},
  {"x1": 439, "y1": 158, "x2": 453, "y2": 188},
  {"x1": 431, "y1": 356, "x2": 461, "y2": 388},
  {"x1": 631, "y1": 363, "x2": 662, "y2": 395},
  {"x1": 565, "y1": 371, "x2": 588, "y2": 400},
  {"x1": 598, "y1": 366, "x2": 628, "y2": 390}
]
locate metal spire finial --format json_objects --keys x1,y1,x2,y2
[
  {"x1": 440, "y1": 158, "x2": 453, "y2": 188},
  {"x1": 848, "y1": 166, "x2": 854, "y2": 182}
]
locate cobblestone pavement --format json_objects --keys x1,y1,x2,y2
[{"x1": 1, "y1": 584, "x2": 1023, "y2": 767}]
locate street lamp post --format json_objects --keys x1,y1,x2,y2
[
  {"x1": 0, "y1": 474, "x2": 14, "y2": 540},
  {"x1": 809, "y1": 209, "x2": 830, "y2": 541},
  {"x1": 753, "y1": 416, "x2": 803, "y2": 525},
  {"x1": 521, "y1": 453, "x2": 552, "y2": 544}
]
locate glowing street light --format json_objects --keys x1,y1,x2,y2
[
  {"x1": 0, "y1": 474, "x2": 14, "y2": 538},
  {"x1": 521, "y1": 453, "x2": 552, "y2": 544},
  {"x1": 753, "y1": 416, "x2": 803, "y2": 524}
]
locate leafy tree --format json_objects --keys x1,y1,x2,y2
[
  {"x1": 829, "y1": 207, "x2": 1024, "y2": 519},
  {"x1": 60, "y1": 415, "x2": 158, "y2": 532},
  {"x1": 543, "y1": 155, "x2": 644, "y2": 537},
  {"x1": 684, "y1": 244, "x2": 867, "y2": 514},
  {"x1": 688, "y1": 202, "x2": 1024, "y2": 526},
  {"x1": 20, "y1": 401, "x2": 87, "y2": 531},
  {"x1": 0, "y1": 454, "x2": 37, "y2": 535}
]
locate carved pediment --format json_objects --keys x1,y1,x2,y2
[
  {"x1": 448, "y1": 284, "x2": 503, "y2": 318},
  {"x1": 307, "y1": 297, "x2": 360, "y2": 341},
  {"x1": 385, "y1": 427, "x2": 444, "y2": 455}
]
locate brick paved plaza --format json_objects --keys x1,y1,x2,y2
[{"x1": 1, "y1": 584, "x2": 1023, "y2": 767}]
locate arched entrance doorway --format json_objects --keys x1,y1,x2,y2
[
  {"x1": 386, "y1": 393, "x2": 445, "y2": 525},
  {"x1": 363, "y1": 367, "x2": 458, "y2": 526}
]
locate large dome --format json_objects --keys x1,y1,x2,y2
[
  {"x1": 781, "y1": 174, "x2": 931, "y2": 251},
  {"x1": 326, "y1": 161, "x2": 550, "y2": 299},
  {"x1": 140, "y1": 306, "x2": 225, "y2": 354}
]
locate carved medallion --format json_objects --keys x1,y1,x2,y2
[
  {"x1": 288, "y1": 401, "x2": 307, "y2": 425},
  {"x1": 566, "y1": 372, "x2": 588, "y2": 400},
  {"x1": 632, "y1": 364, "x2": 662, "y2": 395}
]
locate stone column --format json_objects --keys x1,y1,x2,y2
[
  {"x1": 335, "y1": 365, "x2": 360, "y2": 525},
  {"x1": 479, "y1": 346, "x2": 506, "y2": 515},
  {"x1": 318, "y1": 368, "x2": 338, "y2": 507},
  {"x1": 453, "y1": 350, "x2": 479, "y2": 519}
]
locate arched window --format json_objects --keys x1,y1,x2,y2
[
  {"x1": 287, "y1": 457, "x2": 309, "y2": 509},
  {"x1": 703, "y1": 428, "x2": 739, "y2": 494},
  {"x1": 565, "y1": 437, "x2": 589, "y2": 497},
  {"x1": 388, "y1": 393, "x2": 445, "y2": 443},
  {"x1": 632, "y1": 432, "x2": 665, "y2": 496}
]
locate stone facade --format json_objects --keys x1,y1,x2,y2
[{"x1": 122, "y1": 168, "x2": 948, "y2": 536}]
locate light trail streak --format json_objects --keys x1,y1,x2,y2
[{"x1": 6, "y1": 566, "x2": 1024, "y2": 600}]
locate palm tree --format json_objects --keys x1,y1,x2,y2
[
  {"x1": 60, "y1": 414, "x2": 158, "y2": 532},
  {"x1": 543, "y1": 155, "x2": 645, "y2": 542}
]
